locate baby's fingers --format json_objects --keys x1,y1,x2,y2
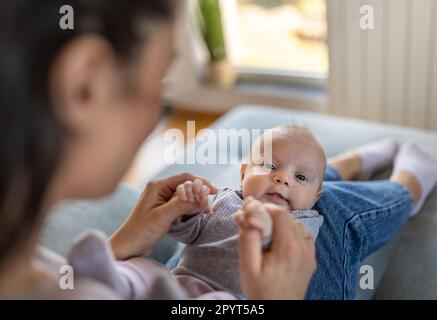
[
  {"x1": 247, "y1": 217, "x2": 266, "y2": 232},
  {"x1": 176, "y1": 184, "x2": 187, "y2": 201},
  {"x1": 241, "y1": 216, "x2": 270, "y2": 238},
  {"x1": 235, "y1": 211, "x2": 249, "y2": 228},
  {"x1": 183, "y1": 181, "x2": 195, "y2": 202},
  {"x1": 192, "y1": 179, "x2": 204, "y2": 202}
]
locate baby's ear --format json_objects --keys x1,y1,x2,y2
[
  {"x1": 316, "y1": 188, "x2": 324, "y2": 202},
  {"x1": 240, "y1": 164, "x2": 247, "y2": 182}
]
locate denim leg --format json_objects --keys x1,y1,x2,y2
[
  {"x1": 324, "y1": 165, "x2": 342, "y2": 182},
  {"x1": 305, "y1": 177, "x2": 413, "y2": 299}
]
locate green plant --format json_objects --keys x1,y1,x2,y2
[{"x1": 198, "y1": 0, "x2": 227, "y2": 62}]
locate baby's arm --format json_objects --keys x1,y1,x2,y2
[
  {"x1": 235, "y1": 197, "x2": 273, "y2": 248},
  {"x1": 167, "y1": 179, "x2": 213, "y2": 245}
]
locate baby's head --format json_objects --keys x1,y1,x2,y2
[{"x1": 240, "y1": 125, "x2": 326, "y2": 210}]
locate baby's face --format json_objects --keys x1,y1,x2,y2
[{"x1": 241, "y1": 130, "x2": 326, "y2": 210}]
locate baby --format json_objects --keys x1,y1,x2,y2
[{"x1": 167, "y1": 125, "x2": 326, "y2": 298}]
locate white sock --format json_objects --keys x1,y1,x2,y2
[
  {"x1": 393, "y1": 142, "x2": 437, "y2": 217},
  {"x1": 67, "y1": 230, "x2": 131, "y2": 299},
  {"x1": 352, "y1": 138, "x2": 399, "y2": 180}
]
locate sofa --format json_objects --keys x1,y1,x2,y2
[{"x1": 41, "y1": 104, "x2": 437, "y2": 299}]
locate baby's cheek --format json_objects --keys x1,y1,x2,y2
[
  {"x1": 243, "y1": 175, "x2": 266, "y2": 198},
  {"x1": 291, "y1": 188, "x2": 318, "y2": 209}
]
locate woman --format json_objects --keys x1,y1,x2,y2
[
  {"x1": 0, "y1": 0, "x2": 315, "y2": 299},
  {"x1": 0, "y1": 0, "x2": 435, "y2": 299}
]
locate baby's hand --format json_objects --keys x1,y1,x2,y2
[
  {"x1": 175, "y1": 178, "x2": 213, "y2": 215},
  {"x1": 235, "y1": 197, "x2": 273, "y2": 238}
]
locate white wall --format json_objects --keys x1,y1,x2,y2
[{"x1": 328, "y1": 0, "x2": 437, "y2": 131}]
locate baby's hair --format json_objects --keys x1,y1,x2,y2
[
  {"x1": 270, "y1": 123, "x2": 324, "y2": 153},
  {"x1": 250, "y1": 123, "x2": 321, "y2": 158},
  {"x1": 250, "y1": 123, "x2": 327, "y2": 189},
  {"x1": 272, "y1": 123, "x2": 311, "y2": 136}
]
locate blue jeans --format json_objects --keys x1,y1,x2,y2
[{"x1": 305, "y1": 165, "x2": 413, "y2": 299}]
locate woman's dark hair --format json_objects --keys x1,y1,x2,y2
[{"x1": 0, "y1": 0, "x2": 175, "y2": 270}]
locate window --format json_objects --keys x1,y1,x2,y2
[{"x1": 221, "y1": 0, "x2": 328, "y2": 87}]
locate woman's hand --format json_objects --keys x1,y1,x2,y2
[
  {"x1": 237, "y1": 198, "x2": 317, "y2": 300},
  {"x1": 109, "y1": 173, "x2": 217, "y2": 260}
]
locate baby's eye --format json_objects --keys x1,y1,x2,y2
[
  {"x1": 296, "y1": 174, "x2": 308, "y2": 182},
  {"x1": 263, "y1": 163, "x2": 276, "y2": 171}
]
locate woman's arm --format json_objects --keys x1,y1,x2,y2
[{"x1": 109, "y1": 173, "x2": 217, "y2": 260}]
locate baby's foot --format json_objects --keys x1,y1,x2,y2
[
  {"x1": 393, "y1": 142, "x2": 437, "y2": 217},
  {"x1": 352, "y1": 138, "x2": 399, "y2": 180},
  {"x1": 67, "y1": 230, "x2": 131, "y2": 298}
]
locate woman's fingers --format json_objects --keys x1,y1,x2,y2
[
  {"x1": 267, "y1": 205, "x2": 316, "y2": 272},
  {"x1": 144, "y1": 173, "x2": 217, "y2": 208},
  {"x1": 239, "y1": 227, "x2": 262, "y2": 279},
  {"x1": 141, "y1": 173, "x2": 217, "y2": 211},
  {"x1": 162, "y1": 173, "x2": 218, "y2": 195},
  {"x1": 159, "y1": 195, "x2": 193, "y2": 222},
  {"x1": 262, "y1": 203, "x2": 304, "y2": 252},
  {"x1": 295, "y1": 220, "x2": 315, "y2": 243}
]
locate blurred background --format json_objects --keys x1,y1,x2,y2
[
  {"x1": 124, "y1": 0, "x2": 437, "y2": 187},
  {"x1": 226, "y1": 0, "x2": 328, "y2": 74}
]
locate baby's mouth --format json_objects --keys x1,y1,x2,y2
[{"x1": 265, "y1": 192, "x2": 289, "y2": 206}]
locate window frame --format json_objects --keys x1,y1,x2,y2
[{"x1": 220, "y1": 0, "x2": 328, "y2": 90}]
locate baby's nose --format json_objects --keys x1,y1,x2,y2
[{"x1": 274, "y1": 174, "x2": 290, "y2": 186}]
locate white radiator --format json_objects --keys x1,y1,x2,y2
[{"x1": 328, "y1": 0, "x2": 437, "y2": 131}]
